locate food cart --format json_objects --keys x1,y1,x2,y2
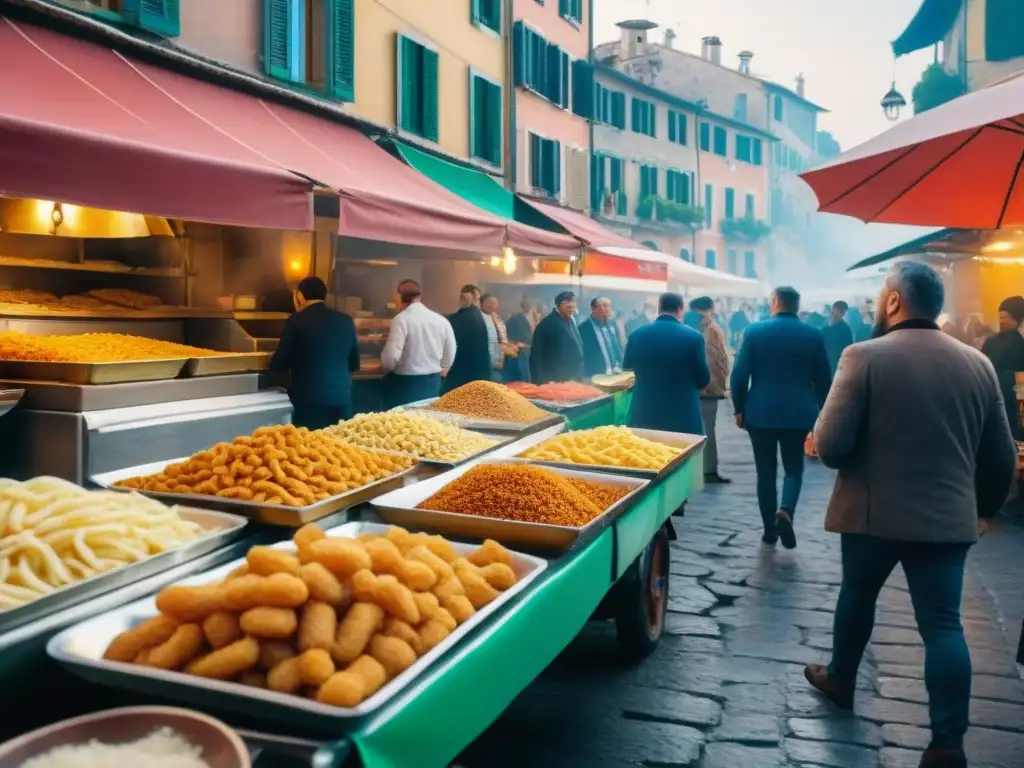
[{"x1": 0, "y1": 391, "x2": 704, "y2": 768}]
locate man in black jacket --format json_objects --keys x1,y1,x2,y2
[
  {"x1": 530, "y1": 291, "x2": 584, "y2": 383},
  {"x1": 444, "y1": 285, "x2": 491, "y2": 392},
  {"x1": 270, "y1": 276, "x2": 360, "y2": 430}
]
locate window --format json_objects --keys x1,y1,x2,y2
[
  {"x1": 704, "y1": 184, "x2": 713, "y2": 228},
  {"x1": 610, "y1": 157, "x2": 626, "y2": 215},
  {"x1": 773, "y1": 94, "x2": 783, "y2": 121},
  {"x1": 752, "y1": 138, "x2": 763, "y2": 166},
  {"x1": 471, "y1": 0, "x2": 501, "y2": 34},
  {"x1": 733, "y1": 93, "x2": 748, "y2": 122},
  {"x1": 590, "y1": 153, "x2": 606, "y2": 211},
  {"x1": 727, "y1": 249, "x2": 738, "y2": 274},
  {"x1": 265, "y1": 0, "x2": 355, "y2": 100},
  {"x1": 571, "y1": 60, "x2": 593, "y2": 118},
  {"x1": 744, "y1": 193, "x2": 755, "y2": 219},
  {"x1": 512, "y1": 23, "x2": 566, "y2": 105},
  {"x1": 705, "y1": 249, "x2": 717, "y2": 270},
  {"x1": 724, "y1": 187, "x2": 735, "y2": 220},
  {"x1": 397, "y1": 35, "x2": 439, "y2": 141},
  {"x1": 666, "y1": 170, "x2": 690, "y2": 204},
  {"x1": 639, "y1": 165, "x2": 658, "y2": 200},
  {"x1": 713, "y1": 126, "x2": 728, "y2": 156},
  {"x1": 667, "y1": 110, "x2": 687, "y2": 145},
  {"x1": 470, "y1": 74, "x2": 502, "y2": 167},
  {"x1": 641, "y1": 240, "x2": 659, "y2": 250},
  {"x1": 593, "y1": 83, "x2": 626, "y2": 128},
  {"x1": 736, "y1": 134, "x2": 752, "y2": 163},
  {"x1": 631, "y1": 98, "x2": 656, "y2": 137},
  {"x1": 680, "y1": 248, "x2": 691, "y2": 262},
  {"x1": 78, "y1": 0, "x2": 180, "y2": 36},
  {"x1": 559, "y1": 0, "x2": 582, "y2": 24},
  {"x1": 529, "y1": 133, "x2": 561, "y2": 197},
  {"x1": 699, "y1": 122, "x2": 710, "y2": 151},
  {"x1": 743, "y1": 251, "x2": 757, "y2": 278},
  {"x1": 986, "y1": 0, "x2": 1024, "y2": 61},
  {"x1": 610, "y1": 91, "x2": 626, "y2": 129}
]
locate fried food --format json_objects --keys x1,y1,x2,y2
[
  {"x1": 293, "y1": 523, "x2": 326, "y2": 550},
  {"x1": 297, "y1": 648, "x2": 335, "y2": 687},
  {"x1": 417, "y1": 463, "x2": 628, "y2": 527},
  {"x1": 323, "y1": 411, "x2": 497, "y2": 463},
  {"x1": 405, "y1": 545, "x2": 455, "y2": 582},
  {"x1": 452, "y1": 560, "x2": 500, "y2": 608},
  {"x1": 155, "y1": 584, "x2": 226, "y2": 622},
  {"x1": 145, "y1": 624, "x2": 204, "y2": 670},
  {"x1": 466, "y1": 539, "x2": 513, "y2": 568},
  {"x1": 266, "y1": 656, "x2": 303, "y2": 694},
  {"x1": 201, "y1": 611, "x2": 241, "y2": 650},
  {"x1": 432, "y1": 575, "x2": 465, "y2": 600},
  {"x1": 0, "y1": 289, "x2": 57, "y2": 305},
  {"x1": 331, "y1": 601, "x2": 385, "y2": 665},
  {"x1": 115, "y1": 425, "x2": 414, "y2": 508},
  {"x1": 520, "y1": 425, "x2": 683, "y2": 470},
  {"x1": 223, "y1": 573, "x2": 308, "y2": 611},
  {"x1": 304, "y1": 538, "x2": 372, "y2": 577},
  {"x1": 239, "y1": 670, "x2": 267, "y2": 688},
  {"x1": 381, "y1": 618, "x2": 423, "y2": 655},
  {"x1": 103, "y1": 615, "x2": 179, "y2": 662},
  {"x1": 297, "y1": 601, "x2": 336, "y2": 652},
  {"x1": 351, "y1": 570, "x2": 419, "y2": 624},
  {"x1": 476, "y1": 563, "x2": 517, "y2": 591},
  {"x1": 429, "y1": 381, "x2": 548, "y2": 423},
  {"x1": 369, "y1": 634, "x2": 417, "y2": 679},
  {"x1": 440, "y1": 594, "x2": 475, "y2": 624},
  {"x1": 299, "y1": 562, "x2": 350, "y2": 609},
  {"x1": 257, "y1": 640, "x2": 296, "y2": 671},
  {"x1": 86, "y1": 288, "x2": 163, "y2": 309},
  {"x1": 239, "y1": 606, "x2": 297, "y2": 639},
  {"x1": 417, "y1": 619, "x2": 450, "y2": 653},
  {"x1": 412, "y1": 591, "x2": 439, "y2": 621},
  {"x1": 186, "y1": 636, "x2": 259, "y2": 679},
  {"x1": 316, "y1": 655, "x2": 387, "y2": 708},
  {"x1": 0, "y1": 331, "x2": 217, "y2": 363},
  {"x1": 247, "y1": 546, "x2": 300, "y2": 577}
]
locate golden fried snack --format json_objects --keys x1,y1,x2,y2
[
  {"x1": 134, "y1": 649, "x2": 152, "y2": 665},
  {"x1": 350, "y1": 571, "x2": 419, "y2": 624},
  {"x1": 225, "y1": 564, "x2": 250, "y2": 581},
  {"x1": 384, "y1": 526, "x2": 411, "y2": 548},
  {"x1": 202, "y1": 611, "x2": 242, "y2": 650},
  {"x1": 239, "y1": 607, "x2": 298, "y2": 639},
  {"x1": 104, "y1": 615, "x2": 180, "y2": 662},
  {"x1": 405, "y1": 545, "x2": 455, "y2": 582},
  {"x1": 429, "y1": 381, "x2": 548, "y2": 423},
  {"x1": 475, "y1": 563, "x2": 516, "y2": 591},
  {"x1": 432, "y1": 576, "x2": 465, "y2": 601},
  {"x1": 186, "y1": 636, "x2": 260, "y2": 679},
  {"x1": 294, "y1": 523, "x2": 326, "y2": 550},
  {"x1": 299, "y1": 562, "x2": 351, "y2": 610},
  {"x1": 362, "y1": 538, "x2": 405, "y2": 576},
  {"x1": 466, "y1": 539, "x2": 513, "y2": 568},
  {"x1": 381, "y1": 618, "x2": 423, "y2": 655},
  {"x1": 316, "y1": 672, "x2": 363, "y2": 708},
  {"x1": 417, "y1": 619, "x2": 450, "y2": 653},
  {"x1": 86, "y1": 288, "x2": 163, "y2": 309},
  {"x1": 305, "y1": 539, "x2": 372, "y2": 578},
  {"x1": 239, "y1": 670, "x2": 267, "y2": 688},
  {"x1": 247, "y1": 546, "x2": 301, "y2": 577},
  {"x1": 297, "y1": 601, "x2": 337, "y2": 652},
  {"x1": 266, "y1": 656, "x2": 303, "y2": 694},
  {"x1": 400, "y1": 560, "x2": 438, "y2": 591},
  {"x1": 412, "y1": 591, "x2": 439, "y2": 621},
  {"x1": 224, "y1": 573, "x2": 308, "y2": 611},
  {"x1": 258, "y1": 640, "x2": 296, "y2": 672},
  {"x1": 331, "y1": 602, "x2": 385, "y2": 665},
  {"x1": 433, "y1": 607, "x2": 457, "y2": 632},
  {"x1": 369, "y1": 634, "x2": 417, "y2": 679},
  {"x1": 348, "y1": 655, "x2": 387, "y2": 697},
  {"x1": 520, "y1": 425, "x2": 683, "y2": 470},
  {"x1": 453, "y1": 563, "x2": 499, "y2": 609},
  {"x1": 298, "y1": 649, "x2": 335, "y2": 687},
  {"x1": 440, "y1": 594, "x2": 475, "y2": 625},
  {"x1": 424, "y1": 535, "x2": 459, "y2": 564},
  {"x1": 145, "y1": 624, "x2": 205, "y2": 671},
  {"x1": 155, "y1": 584, "x2": 226, "y2": 622}
]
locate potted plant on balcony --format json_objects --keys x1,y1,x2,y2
[
  {"x1": 656, "y1": 199, "x2": 705, "y2": 230},
  {"x1": 721, "y1": 216, "x2": 771, "y2": 243}
]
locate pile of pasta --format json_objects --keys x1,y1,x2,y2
[
  {"x1": 520, "y1": 426, "x2": 684, "y2": 471},
  {"x1": 116, "y1": 425, "x2": 415, "y2": 507},
  {"x1": 104, "y1": 525, "x2": 519, "y2": 709},
  {"x1": 0, "y1": 477, "x2": 207, "y2": 612},
  {"x1": 0, "y1": 332, "x2": 219, "y2": 363},
  {"x1": 322, "y1": 411, "x2": 496, "y2": 463}
]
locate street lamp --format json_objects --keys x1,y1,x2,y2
[{"x1": 881, "y1": 81, "x2": 907, "y2": 122}]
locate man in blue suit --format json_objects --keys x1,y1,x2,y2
[
  {"x1": 731, "y1": 286, "x2": 832, "y2": 549},
  {"x1": 624, "y1": 292, "x2": 711, "y2": 435}
]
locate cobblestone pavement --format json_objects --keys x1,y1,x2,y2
[{"x1": 459, "y1": 408, "x2": 1024, "y2": 768}]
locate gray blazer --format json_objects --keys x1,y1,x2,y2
[{"x1": 813, "y1": 323, "x2": 1016, "y2": 544}]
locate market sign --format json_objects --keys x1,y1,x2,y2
[
  {"x1": 583, "y1": 252, "x2": 668, "y2": 282},
  {"x1": 537, "y1": 260, "x2": 572, "y2": 276}
]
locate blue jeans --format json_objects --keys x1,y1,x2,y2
[
  {"x1": 747, "y1": 428, "x2": 807, "y2": 534},
  {"x1": 829, "y1": 534, "x2": 971, "y2": 750}
]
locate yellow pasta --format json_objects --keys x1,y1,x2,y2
[
  {"x1": 322, "y1": 411, "x2": 496, "y2": 463},
  {"x1": 520, "y1": 426, "x2": 684, "y2": 470}
]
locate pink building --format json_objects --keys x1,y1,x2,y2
[{"x1": 512, "y1": 0, "x2": 590, "y2": 212}]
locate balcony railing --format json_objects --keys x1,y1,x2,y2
[{"x1": 720, "y1": 216, "x2": 771, "y2": 243}]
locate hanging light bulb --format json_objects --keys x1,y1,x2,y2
[
  {"x1": 489, "y1": 255, "x2": 502, "y2": 268},
  {"x1": 502, "y1": 246, "x2": 517, "y2": 275},
  {"x1": 881, "y1": 81, "x2": 906, "y2": 122}
]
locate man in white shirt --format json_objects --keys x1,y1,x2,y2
[{"x1": 380, "y1": 279, "x2": 457, "y2": 409}]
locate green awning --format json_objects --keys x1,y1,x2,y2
[
  {"x1": 392, "y1": 140, "x2": 515, "y2": 220},
  {"x1": 892, "y1": 0, "x2": 963, "y2": 57},
  {"x1": 846, "y1": 228, "x2": 960, "y2": 270}
]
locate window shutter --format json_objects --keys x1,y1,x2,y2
[
  {"x1": 552, "y1": 140, "x2": 562, "y2": 197},
  {"x1": 704, "y1": 184, "x2": 713, "y2": 227},
  {"x1": 725, "y1": 188, "x2": 735, "y2": 219},
  {"x1": 396, "y1": 35, "x2": 415, "y2": 134},
  {"x1": 125, "y1": 0, "x2": 180, "y2": 37},
  {"x1": 649, "y1": 104, "x2": 656, "y2": 137},
  {"x1": 422, "y1": 46, "x2": 439, "y2": 142},
  {"x1": 530, "y1": 134, "x2": 542, "y2": 189},
  {"x1": 679, "y1": 114, "x2": 687, "y2": 145},
  {"x1": 668, "y1": 110, "x2": 676, "y2": 142},
  {"x1": 566, "y1": 147, "x2": 589, "y2": 211},
  {"x1": 512, "y1": 22, "x2": 527, "y2": 86},
  {"x1": 546, "y1": 43, "x2": 561, "y2": 103},
  {"x1": 469, "y1": 75, "x2": 481, "y2": 161},
  {"x1": 327, "y1": 0, "x2": 355, "y2": 101},
  {"x1": 262, "y1": 0, "x2": 291, "y2": 79},
  {"x1": 487, "y1": 80, "x2": 502, "y2": 166},
  {"x1": 753, "y1": 139, "x2": 763, "y2": 166},
  {"x1": 571, "y1": 60, "x2": 593, "y2": 118},
  {"x1": 471, "y1": 0, "x2": 481, "y2": 26},
  {"x1": 560, "y1": 52, "x2": 570, "y2": 108},
  {"x1": 630, "y1": 98, "x2": 639, "y2": 131},
  {"x1": 699, "y1": 122, "x2": 710, "y2": 151},
  {"x1": 558, "y1": 0, "x2": 569, "y2": 17}
]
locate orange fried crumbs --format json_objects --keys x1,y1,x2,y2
[
  {"x1": 429, "y1": 381, "x2": 548, "y2": 423},
  {"x1": 0, "y1": 331, "x2": 220, "y2": 362}
]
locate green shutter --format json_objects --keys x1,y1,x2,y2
[
  {"x1": 725, "y1": 187, "x2": 735, "y2": 219},
  {"x1": 422, "y1": 46, "x2": 439, "y2": 142},
  {"x1": 262, "y1": 0, "x2": 292, "y2": 80},
  {"x1": 397, "y1": 35, "x2": 414, "y2": 133},
  {"x1": 699, "y1": 122, "x2": 710, "y2": 151},
  {"x1": 530, "y1": 134, "x2": 542, "y2": 188},
  {"x1": 753, "y1": 139, "x2": 763, "y2": 166},
  {"x1": 471, "y1": 0, "x2": 481, "y2": 26},
  {"x1": 327, "y1": 0, "x2": 355, "y2": 101},
  {"x1": 512, "y1": 22, "x2": 526, "y2": 86},
  {"x1": 704, "y1": 184, "x2": 713, "y2": 227},
  {"x1": 745, "y1": 194, "x2": 754, "y2": 218},
  {"x1": 668, "y1": 110, "x2": 676, "y2": 142},
  {"x1": 591, "y1": 154, "x2": 605, "y2": 210},
  {"x1": 571, "y1": 60, "x2": 593, "y2": 117},
  {"x1": 558, "y1": 0, "x2": 569, "y2": 18},
  {"x1": 486, "y1": 80, "x2": 502, "y2": 166},
  {"x1": 679, "y1": 114, "x2": 687, "y2": 145},
  {"x1": 560, "y1": 52, "x2": 570, "y2": 108},
  {"x1": 552, "y1": 140, "x2": 561, "y2": 196},
  {"x1": 124, "y1": 0, "x2": 180, "y2": 37}
]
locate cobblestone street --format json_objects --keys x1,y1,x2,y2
[{"x1": 460, "y1": 409, "x2": 1024, "y2": 767}]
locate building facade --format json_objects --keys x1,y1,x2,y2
[
  {"x1": 511, "y1": 0, "x2": 590, "y2": 211},
  {"x1": 57, "y1": 0, "x2": 510, "y2": 172}
]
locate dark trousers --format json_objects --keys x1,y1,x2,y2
[
  {"x1": 291, "y1": 403, "x2": 351, "y2": 431},
  {"x1": 828, "y1": 534, "x2": 971, "y2": 750},
  {"x1": 381, "y1": 372, "x2": 441, "y2": 410},
  {"x1": 747, "y1": 427, "x2": 808, "y2": 533}
]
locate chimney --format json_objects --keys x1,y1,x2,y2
[
  {"x1": 737, "y1": 50, "x2": 753, "y2": 75},
  {"x1": 795, "y1": 73, "x2": 806, "y2": 97},
  {"x1": 663, "y1": 28, "x2": 676, "y2": 49},
  {"x1": 701, "y1": 36, "x2": 722, "y2": 66},
  {"x1": 617, "y1": 20, "x2": 659, "y2": 60}
]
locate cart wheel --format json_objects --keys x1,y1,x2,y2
[{"x1": 615, "y1": 525, "x2": 670, "y2": 660}]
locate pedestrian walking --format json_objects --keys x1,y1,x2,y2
[
  {"x1": 981, "y1": 295, "x2": 1024, "y2": 440},
  {"x1": 689, "y1": 296, "x2": 730, "y2": 484},
  {"x1": 729, "y1": 304, "x2": 750, "y2": 348},
  {"x1": 530, "y1": 291, "x2": 584, "y2": 383},
  {"x1": 623, "y1": 292, "x2": 710, "y2": 436},
  {"x1": 806, "y1": 262, "x2": 1016, "y2": 768},
  {"x1": 821, "y1": 300, "x2": 855, "y2": 374},
  {"x1": 730, "y1": 286, "x2": 831, "y2": 548}
]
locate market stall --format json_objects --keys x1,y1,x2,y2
[{"x1": 0, "y1": 381, "x2": 704, "y2": 768}]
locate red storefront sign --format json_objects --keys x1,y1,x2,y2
[{"x1": 582, "y1": 252, "x2": 668, "y2": 281}]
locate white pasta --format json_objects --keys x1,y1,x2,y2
[{"x1": 20, "y1": 727, "x2": 211, "y2": 768}]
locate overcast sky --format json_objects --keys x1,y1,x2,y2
[{"x1": 594, "y1": 0, "x2": 935, "y2": 152}]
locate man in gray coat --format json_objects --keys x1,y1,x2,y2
[{"x1": 804, "y1": 262, "x2": 1016, "y2": 768}]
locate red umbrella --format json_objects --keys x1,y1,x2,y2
[{"x1": 801, "y1": 75, "x2": 1024, "y2": 229}]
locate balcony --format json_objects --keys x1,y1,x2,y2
[
  {"x1": 635, "y1": 196, "x2": 705, "y2": 231},
  {"x1": 720, "y1": 216, "x2": 771, "y2": 244}
]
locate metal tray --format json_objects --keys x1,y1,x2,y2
[
  {"x1": 48, "y1": 521, "x2": 547, "y2": 730},
  {"x1": 528, "y1": 393, "x2": 612, "y2": 413},
  {"x1": 0, "y1": 505, "x2": 247, "y2": 636},
  {"x1": 404, "y1": 398, "x2": 564, "y2": 434},
  {"x1": 516, "y1": 428, "x2": 706, "y2": 480},
  {"x1": 0, "y1": 387, "x2": 23, "y2": 419},
  {"x1": 0, "y1": 359, "x2": 188, "y2": 385},
  {"x1": 184, "y1": 353, "x2": 272, "y2": 378},
  {"x1": 372, "y1": 458, "x2": 649, "y2": 551},
  {"x1": 92, "y1": 458, "x2": 418, "y2": 527},
  {"x1": 341, "y1": 429, "x2": 517, "y2": 470}
]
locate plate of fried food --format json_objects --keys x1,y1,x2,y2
[
  {"x1": 95, "y1": 425, "x2": 418, "y2": 526},
  {"x1": 47, "y1": 523, "x2": 546, "y2": 728},
  {"x1": 0, "y1": 477, "x2": 247, "y2": 634}
]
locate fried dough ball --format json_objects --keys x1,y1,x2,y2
[
  {"x1": 305, "y1": 539, "x2": 372, "y2": 578},
  {"x1": 451, "y1": 562, "x2": 499, "y2": 609},
  {"x1": 405, "y1": 545, "x2": 455, "y2": 582},
  {"x1": 362, "y1": 538, "x2": 405, "y2": 576},
  {"x1": 381, "y1": 618, "x2": 424, "y2": 655},
  {"x1": 258, "y1": 640, "x2": 296, "y2": 672},
  {"x1": 412, "y1": 591, "x2": 439, "y2": 621},
  {"x1": 239, "y1": 670, "x2": 267, "y2": 688},
  {"x1": 369, "y1": 634, "x2": 417, "y2": 679},
  {"x1": 298, "y1": 562, "x2": 351, "y2": 610},
  {"x1": 223, "y1": 573, "x2": 308, "y2": 611},
  {"x1": 316, "y1": 655, "x2": 387, "y2": 708},
  {"x1": 400, "y1": 560, "x2": 438, "y2": 591},
  {"x1": 267, "y1": 656, "x2": 303, "y2": 694},
  {"x1": 104, "y1": 615, "x2": 180, "y2": 662},
  {"x1": 145, "y1": 624, "x2": 204, "y2": 671},
  {"x1": 186, "y1": 637, "x2": 260, "y2": 680},
  {"x1": 202, "y1": 611, "x2": 242, "y2": 650},
  {"x1": 155, "y1": 584, "x2": 226, "y2": 622},
  {"x1": 417, "y1": 619, "x2": 451, "y2": 653},
  {"x1": 466, "y1": 539, "x2": 513, "y2": 568},
  {"x1": 440, "y1": 594, "x2": 475, "y2": 625},
  {"x1": 247, "y1": 546, "x2": 301, "y2": 577},
  {"x1": 298, "y1": 648, "x2": 336, "y2": 687},
  {"x1": 225, "y1": 564, "x2": 250, "y2": 581},
  {"x1": 239, "y1": 607, "x2": 297, "y2": 639},
  {"x1": 431, "y1": 576, "x2": 465, "y2": 601},
  {"x1": 350, "y1": 570, "x2": 419, "y2": 624},
  {"x1": 433, "y1": 607, "x2": 457, "y2": 632},
  {"x1": 297, "y1": 601, "x2": 337, "y2": 652},
  {"x1": 293, "y1": 523, "x2": 326, "y2": 549},
  {"x1": 331, "y1": 602, "x2": 385, "y2": 665}
]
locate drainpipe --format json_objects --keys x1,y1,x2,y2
[
  {"x1": 505, "y1": 0, "x2": 516, "y2": 191},
  {"x1": 587, "y1": 0, "x2": 595, "y2": 215}
]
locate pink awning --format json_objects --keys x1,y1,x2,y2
[
  {"x1": 524, "y1": 199, "x2": 650, "y2": 251},
  {"x1": 0, "y1": 18, "x2": 312, "y2": 230}
]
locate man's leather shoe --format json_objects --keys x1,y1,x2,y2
[
  {"x1": 804, "y1": 664, "x2": 854, "y2": 710},
  {"x1": 918, "y1": 748, "x2": 967, "y2": 767}
]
